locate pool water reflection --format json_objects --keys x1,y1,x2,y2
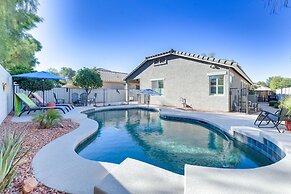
[{"x1": 76, "y1": 109, "x2": 273, "y2": 175}]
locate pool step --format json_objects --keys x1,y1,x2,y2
[
  {"x1": 98, "y1": 162, "x2": 119, "y2": 173},
  {"x1": 94, "y1": 158, "x2": 184, "y2": 194}
]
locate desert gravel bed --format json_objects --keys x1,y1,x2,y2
[{"x1": 0, "y1": 113, "x2": 79, "y2": 194}]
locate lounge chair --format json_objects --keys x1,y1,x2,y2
[
  {"x1": 254, "y1": 108, "x2": 290, "y2": 133},
  {"x1": 31, "y1": 92, "x2": 74, "y2": 111},
  {"x1": 15, "y1": 93, "x2": 67, "y2": 117}
]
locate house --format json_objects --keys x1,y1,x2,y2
[
  {"x1": 96, "y1": 68, "x2": 139, "y2": 90},
  {"x1": 96, "y1": 68, "x2": 128, "y2": 89},
  {"x1": 124, "y1": 49, "x2": 253, "y2": 112}
]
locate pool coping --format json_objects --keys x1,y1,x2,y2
[{"x1": 32, "y1": 105, "x2": 291, "y2": 194}]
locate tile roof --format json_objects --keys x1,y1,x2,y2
[
  {"x1": 125, "y1": 49, "x2": 253, "y2": 84},
  {"x1": 96, "y1": 68, "x2": 127, "y2": 83}
]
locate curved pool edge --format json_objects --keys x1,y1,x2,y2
[
  {"x1": 158, "y1": 111, "x2": 286, "y2": 164},
  {"x1": 32, "y1": 105, "x2": 291, "y2": 194},
  {"x1": 32, "y1": 107, "x2": 117, "y2": 194}
]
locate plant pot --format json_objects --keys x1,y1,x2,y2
[
  {"x1": 47, "y1": 103, "x2": 56, "y2": 107},
  {"x1": 286, "y1": 121, "x2": 291, "y2": 131}
]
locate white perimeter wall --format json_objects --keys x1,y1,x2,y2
[
  {"x1": 15, "y1": 87, "x2": 128, "y2": 104},
  {"x1": 276, "y1": 87, "x2": 291, "y2": 95},
  {"x1": 0, "y1": 65, "x2": 13, "y2": 124}
]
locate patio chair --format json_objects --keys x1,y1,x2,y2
[
  {"x1": 233, "y1": 102, "x2": 241, "y2": 112},
  {"x1": 72, "y1": 92, "x2": 81, "y2": 106},
  {"x1": 53, "y1": 92, "x2": 65, "y2": 104},
  {"x1": 254, "y1": 108, "x2": 290, "y2": 133},
  {"x1": 80, "y1": 92, "x2": 88, "y2": 106},
  {"x1": 88, "y1": 93, "x2": 97, "y2": 106},
  {"x1": 31, "y1": 92, "x2": 74, "y2": 111},
  {"x1": 15, "y1": 93, "x2": 67, "y2": 117}
]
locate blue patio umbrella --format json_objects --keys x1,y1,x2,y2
[
  {"x1": 138, "y1": 89, "x2": 161, "y2": 107},
  {"x1": 138, "y1": 89, "x2": 161, "y2": 95},
  {"x1": 13, "y1": 71, "x2": 65, "y2": 106}
]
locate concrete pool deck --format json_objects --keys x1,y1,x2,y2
[{"x1": 14, "y1": 105, "x2": 291, "y2": 194}]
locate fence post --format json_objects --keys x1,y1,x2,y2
[
  {"x1": 246, "y1": 87, "x2": 249, "y2": 114},
  {"x1": 103, "y1": 88, "x2": 106, "y2": 106},
  {"x1": 125, "y1": 82, "x2": 129, "y2": 104}
]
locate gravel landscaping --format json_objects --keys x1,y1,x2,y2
[{"x1": 0, "y1": 113, "x2": 79, "y2": 194}]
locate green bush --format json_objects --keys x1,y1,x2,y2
[
  {"x1": 280, "y1": 96, "x2": 291, "y2": 115},
  {"x1": 0, "y1": 130, "x2": 29, "y2": 192},
  {"x1": 274, "y1": 102, "x2": 280, "y2": 108},
  {"x1": 33, "y1": 110, "x2": 63, "y2": 129},
  {"x1": 269, "y1": 100, "x2": 278, "y2": 106}
]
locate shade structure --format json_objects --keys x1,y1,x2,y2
[
  {"x1": 13, "y1": 71, "x2": 65, "y2": 106},
  {"x1": 62, "y1": 83, "x2": 80, "y2": 89}
]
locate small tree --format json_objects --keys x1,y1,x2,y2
[
  {"x1": 60, "y1": 67, "x2": 76, "y2": 81},
  {"x1": 267, "y1": 76, "x2": 291, "y2": 91},
  {"x1": 256, "y1": 81, "x2": 268, "y2": 87},
  {"x1": 47, "y1": 68, "x2": 60, "y2": 76},
  {"x1": 73, "y1": 67, "x2": 103, "y2": 105}
]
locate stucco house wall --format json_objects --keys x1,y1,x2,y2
[
  {"x1": 135, "y1": 55, "x2": 230, "y2": 111},
  {"x1": 102, "y1": 82, "x2": 125, "y2": 89},
  {"x1": 0, "y1": 65, "x2": 13, "y2": 124},
  {"x1": 125, "y1": 50, "x2": 252, "y2": 112}
]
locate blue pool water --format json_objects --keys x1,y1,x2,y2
[{"x1": 76, "y1": 109, "x2": 273, "y2": 174}]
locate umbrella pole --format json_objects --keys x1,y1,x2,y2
[
  {"x1": 42, "y1": 79, "x2": 45, "y2": 107},
  {"x1": 148, "y1": 94, "x2": 149, "y2": 109}
]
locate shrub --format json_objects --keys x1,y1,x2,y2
[
  {"x1": 273, "y1": 102, "x2": 280, "y2": 108},
  {"x1": 280, "y1": 96, "x2": 291, "y2": 115},
  {"x1": 33, "y1": 110, "x2": 63, "y2": 129},
  {"x1": 269, "y1": 100, "x2": 278, "y2": 106},
  {"x1": 0, "y1": 130, "x2": 29, "y2": 192}
]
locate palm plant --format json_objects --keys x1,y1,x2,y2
[
  {"x1": 0, "y1": 130, "x2": 29, "y2": 192},
  {"x1": 33, "y1": 110, "x2": 63, "y2": 129},
  {"x1": 280, "y1": 96, "x2": 291, "y2": 115},
  {"x1": 280, "y1": 96, "x2": 291, "y2": 130}
]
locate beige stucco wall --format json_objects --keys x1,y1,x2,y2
[
  {"x1": 135, "y1": 56, "x2": 231, "y2": 112},
  {"x1": 102, "y1": 82, "x2": 125, "y2": 89},
  {"x1": 0, "y1": 65, "x2": 13, "y2": 124}
]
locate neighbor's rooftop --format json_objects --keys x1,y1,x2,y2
[{"x1": 96, "y1": 68, "x2": 128, "y2": 83}]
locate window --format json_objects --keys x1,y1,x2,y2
[
  {"x1": 153, "y1": 57, "x2": 167, "y2": 66},
  {"x1": 151, "y1": 80, "x2": 164, "y2": 95},
  {"x1": 209, "y1": 75, "x2": 224, "y2": 95}
]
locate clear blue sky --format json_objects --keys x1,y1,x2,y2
[{"x1": 31, "y1": 0, "x2": 291, "y2": 82}]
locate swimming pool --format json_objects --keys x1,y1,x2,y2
[{"x1": 76, "y1": 108, "x2": 273, "y2": 175}]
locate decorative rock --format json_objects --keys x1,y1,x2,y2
[
  {"x1": 18, "y1": 158, "x2": 29, "y2": 166},
  {"x1": 1, "y1": 115, "x2": 78, "y2": 193},
  {"x1": 22, "y1": 177, "x2": 38, "y2": 193}
]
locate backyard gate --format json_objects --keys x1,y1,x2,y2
[{"x1": 230, "y1": 87, "x2": 249, "y2": 113}]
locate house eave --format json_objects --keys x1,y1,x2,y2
[{"x1": 124, "y1": 50, "x2": 253, "y2": 85}]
